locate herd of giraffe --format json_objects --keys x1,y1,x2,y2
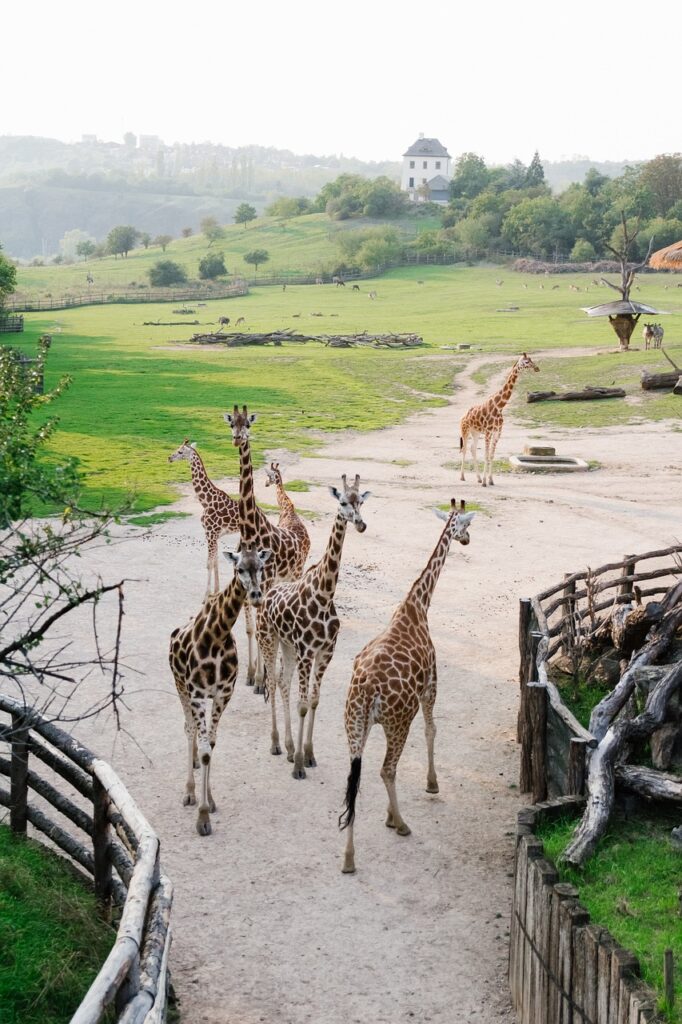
[{"x1": 167, "y1": 353, "x2": 537, "y2": 871}]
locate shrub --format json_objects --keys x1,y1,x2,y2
[
  {"x1": 570, "y1": 239, "x2": 597, "y2": 261},
  {"x1": 198, "y1": 252, "x2": 228, "y2": 280},
  {"x1": 148, "y1": 260, "x2": 188, "y2": 287}
]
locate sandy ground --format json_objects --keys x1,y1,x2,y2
[{"x1": 38, "y1": 353, "x2": 681, "y2": 1023}]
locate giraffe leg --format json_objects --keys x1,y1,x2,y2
[
  {"x1": 341, "y1": 691, "x2": 372, "y2": 874},
  {"x1": 470, "y1": 431, "x2": 482, "y2": 485},
  {"x1": 206, "y1": 663, "x2": 237, "y2": 812},
  {"x1": 304, "y1": 639, "x2": 337, "y2": 768},
  {"x1": 279, "y1": 644, "x2": 296, "y2": 762},
  {"x1": 183, "y1": 711, "x2": 197, "y2": 806},
  {"x1": 459, "y1": 430, "x2": 467, "y2": 482},
  {"x1": 420, "y1": 676, "x2": 439, "y2": 794},
  {"x1": 254, "y1": 606, "x2": 266, "y2": 695},
  {"x1": 487, "y1": 429, "x2": 502, "y2": 486},
  {"x1": 292, "y1": 652, "x2": 314, "y2": 780},
  {"x1": 258, "y1": 624, "x2": 282, "y2": 755},
  {"x1": 243, "y1": 602, "x2": 256, "y2": 686},
  {"x1": 381, "y1": 722, "x2": 413, "y2": 836},
  {"x1": 205, "y1": 533, "x2": 218, "y2": 599},
  {"x1": 194, "y1": 695, "x2": 213, "y2": 836}
]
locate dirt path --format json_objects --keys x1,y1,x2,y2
[{"x1": 58, "y1": 351, "x2": 681, "y2": 1023}]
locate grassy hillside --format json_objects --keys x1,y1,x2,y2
[
  {"x1": 13, "y1": 213, "x2": 440, "y2": 298},
  {"x1": 10, "y1": 265, "x2": 681, "y2": 511}
]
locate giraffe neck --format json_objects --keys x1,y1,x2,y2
[
  {"x1": 491, "y1": 364, "x2": 520, "y2": 411},
  {"x1": 311, "y1": 512, "x2": 348, "y2": 599},
  {"x1": 238, "y1": 438, "x2": 269, "y2": 543},
  {"x1": 275, "y1": 479, "x2": 296, "y2": 518},
  {"x1": 405, "y1": 521, "x2": 456, "y2": 614},
  {"x1": 188, "y1": 450, "x2": 223, "y2": 507},
  {"x1": 214, "y1": 575, "x2": 248, "y2": 629}
]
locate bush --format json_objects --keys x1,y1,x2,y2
[
  {"x1": 198, "y1": 252, "x2": 227, "y2": 280},
  {"x1": 570, "y1": 239, "x2": 597, "y2": 261},
  {"x1": 148, "y1": 260, "x2": 188, "y2": 287}
]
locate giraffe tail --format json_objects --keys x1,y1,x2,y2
[{"x1": 338, "y1": 757, "x2": 362, "y2": 831}]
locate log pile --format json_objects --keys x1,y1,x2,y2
[
  {"x1": 527, "y1": 386, "x2": 625, "y2": 403},
  {"x1": 186, "y1": 330, "x2": 424, "y2": 349},
  {"x1": 561, "y1": 578, "x2": 682, "y2": 866},
  {"x1": 641, "y1": 348, "x2": 682, "y2": 392}
]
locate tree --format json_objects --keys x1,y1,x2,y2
[
  {"x1": 243, "y1": 249, "x2": 269, "y2": 275},
  {"x1": 234, "y1": 204, "x2": 257, "y2": 228},
  {"x1": 181, "y1": 226, "x2": 193, "y2": 238},
  {"x1": 76, "y1": 240, "x2": 97, "y2": 261},
  {"x1": 0, "y1": 244, "x2": 17, "y2": 310},
  {"x1": 139, "y1": 232, "x2": 152, "y2": 249},
  {"x1": 265, "y1": 196, "x2": 310, "y2": 219},
  {"x1": 153, "y1": 234, "x2": 173, "y2": 252},
  {"x1": 601, "y1": 212, "x2": 654, "y2": 351},
  {"x1": 59, "y1": 229, "x2": 94, "y2": 262},
  {"x1": 525, "y1": 151, "x2": 545, "y2": 187},
  {"x1": 200, "y1": 216, "x2": 226, "y2": 245},
  {"x1": 106, "y1": 225, "x2": 139, "y2": 258},
  {"x1": 449, "y1": 153, "x2": 491, "y2": 200},
  {"x1": 148, "y1": 260, "x2": 188, "y2": 286},
  {"x1": 639, "y1": 153, "x2": 682, "y2": 217},
  {"x1": 501, "y1": 197, "x2": 573, "y2": 257},
  {"x1": 570, "y1": 238, "x2": 597, "y2": 261},
  {"x1": 198, "y1": 252, "x2": 228, "y2": 279},
  {"x1": 0, "y1": 338, "x2": 126, "y2": 719}
]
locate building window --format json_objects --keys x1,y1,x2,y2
[
  {"x1": 435, "y1": 161, "x2": 441, "y2": 169},
  {"x1": 408, "y1": 177, "x2": 414, "y2": 188},
  {"x1": 423, "y1": 161, "x2": 428, "y2": 169},
  {"x1": 409, "y1": 160, "x2": 415, "y2": 169}
]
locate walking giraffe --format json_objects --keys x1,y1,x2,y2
[
  {"x1": 169, "y1": 543, "x2": 272, "y2": 836},
  {"x1": 258, "y1": 474, "x2": 370, "y2": 778},
  {"x1": 263, "y1": 461, "x2": 311, "y2": 564},
  {"x1": 168, "y1": 439, "x2": 239, "y2": 597},
  {"x1": 459, "y1": 353, "x2": 539, "y2": 486},
  {"x1": 223, "y1": 406, "x2": 310, "y2": 692},
  {"x1": 339, "y1": 498, "x2": 475, "y2": 874}
]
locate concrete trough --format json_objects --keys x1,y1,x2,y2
[{"x1": 509, "y1": 454, "x2": 590, "y2": 473}]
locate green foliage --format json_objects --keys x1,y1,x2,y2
[
  {"x1": 200, "y1": 216, "x2": 225, "y2": 245},
  {"x1": 153, "y1": 233, "x2": 173, "y2": 252},
  {"x1": 265, "y1": 196, "x2": 311, "y2": 219},
  {"x1": 538, "y1": 811, "x2": 682, "y2": 1021},
  {"x1": 76, "y1": 240, "x2": 96, "y2": 261},
  {"x1": 449, "y1": 153, "x2": 491, "y2": 200},
  {"x1": 181, "y1": 226, "x2": 193, "y2": 237},
  {"x1": 0, "y1": 243, "x2": 17, "y2": 308},
  {"x1": 139, "y1": 232, "x2": 152, "y2": 249},
  {"x1": 318, "y1": 175, "x2": 406, "y2": 221},
  {"x1": 570, "y1": 238, "x2": 597, "y2": 261},
  {"x1": 147, "y1": 259, "x2": 188, "y2": 286},
  {"x1": 642, "y1": 216, "x2": 682, "y2": 251},
  {"x1": 525, "y1": 150, "x2": 545, "y2": 187},
  {"x1": 106, "y1": 224, "x2": 139, "y2": 258},
  {"x1": 502, "y1": 196, "x2": 573, "y2": 256},
  {"x1": 639, "y1": 153, "x2": 682, "y2": 217},
  {"x1": 198, "y1": 251, "x2": 228, "y2": 280},
  {"x1": 243, "y1": 249, "x2": 269, "y2": 273},
  {"x1": 0, "y1": 825, "x2": 115, "y2": 1024},
  {"x1": 234, "y1": 203, "x2": 257, "y2": 227}
]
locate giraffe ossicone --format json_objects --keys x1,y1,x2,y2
[{"x1": 339, "y1": 497, "x2": 474, "y2": 874}]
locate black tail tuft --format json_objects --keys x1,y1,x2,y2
[
  {"x1": 338, "y1": 757, "x2": 362, "y2": 831},
  {"x1": 459, "y1": 435, "x2": 463, "y2": 451}
]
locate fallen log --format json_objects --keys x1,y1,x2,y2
[
  {"x1": 673, "y1": 376, "x2": 682, "y2": 396},
  {"x1": 185, "y1": 330, "x2": 424, "y2": 348},
  {"x1": 527, "y1": 386, "x2": 626, "y2": 404},
  {"x1": 616, "y1": 764, "x2": 682, "y2": 803},
  {"x1": 640, "y1": 371, "x2": 679, "y2": 391},
  {"x1": 144, "y1": 320, "x2": 201, "y2": 326}
]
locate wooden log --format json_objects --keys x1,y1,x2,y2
[
  {"x1": 27, "y1": 733, "x2": 93, "y2": 799},
  {"x1": 619, "y1": 557, "x2": 636, "y2": 597},
  {"x1": 534, "y1": 544, "x2": 682, "y2": 603},
  {"x1": 528, "y1": 682, "x2": 548, "y2": 803},
  {"x1": 664, "y1": 948, "x2": 675, "y2": 1010},
  {"x1": 527, "y1": 386, "x2": 626, "y2": 403},
  {"x1": 0, "y1": 755, "x2": 92, "y2": 835},
  {"x1": 542, "y1": 565, "x2": 681, "y2": 619},
  {"x1": 616, "y1": 764, "x2": 682, "y2": 803},
  {"x1": 91, "y1": 759, "x2": 156, "y2": 843},
  {"x1": 0, "y1": 783, "x2": 94, "y2": 875},
  {"x1": 518, "y1": 598, "x2": 532, "y2": 744},
  {"x1": 640, "y1": 370, "x2": 680, "y2": 390},
  {"x1": 549, "y1": 883, "x2": 579, "y2": 1022},
  {"x1": 567, "y1": 738, "x2": 587, "y2": 796},
  {"x1": 0, "y1": 695, "x2": 96, "y2": 770},
  {"x1": 9, "y1": 715, "x2": 29, "y2": 835},
  {"x1": 559, "y1": 902, "x2": 589, "y2": 1023},
  {"x1": 512, "y1": 835, "x2": 543, "y2": 1016},
  {"x1": 561, "y1": 574, "x2": 577, "y2": 656},
  {"x1": 572, "y1": 920, "x2": 587, "y2": 1021},
  {"x1": 93, "y1": 775, "x2": 113, "y2": 912},
  {"x1": 673, "y1": 376, "x2": 682, "y2": 396}
]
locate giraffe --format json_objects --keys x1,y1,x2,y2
[
  {"x1": 168, "y1": 439, "x2": 240, "y2": 597},
  {"x1": 459, "y1": 353, "x2": 539, "y2": 487},
  {"x1": 263, "y1": 461, "x2": 311, "y2": 565},
  {"x1": 257, "y1": 474, "x2": 370, "y2": 779},
  {"x1": 339, "y1": 498, "x2": 475, "y2": 874},
  {"x1": 223, "y1": 405, "x2": 310, "y2": 693},
  {"x1": 169, "y1": 542, "x2": 272, "y2": 836}
]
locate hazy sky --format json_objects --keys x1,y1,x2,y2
[{"x1": 5, "y1": 0, "x2": 680, "y2": 165}]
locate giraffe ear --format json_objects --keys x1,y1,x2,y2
[
  {"x1": 459, "y1": 512, "x2": 475, "y2": 528},
  {"x1": 223, "y1": 413, "x2": 233, "y2": 425},
  {"x1": 434, "y1": 508, "x2": 449, "y2": 522},
  {"x1": 258, "y1": 548, "x2": 273, "y2": 564},
  {"x1": 224, "y1": 550, "x2": 239, "y2": 565},
  {"x1": 248, "y1": 413, "x2": 257, "y2": 424},
  {"x1": 360, "y1": 490, "x2": 371, "y2": 502},
  {"x1": 329, "y1": 486, "x2": 342, "y2": 500},
  {"x1": 190, "y1": 441, "x2": 197, "y2": 449}
]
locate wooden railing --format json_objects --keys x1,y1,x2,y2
[
  {"x1": 6, "y1": 282, "x2": 248, "y2": 313},
  {"x1": 517, "y1": 544, "x2": 682, "y2": 802},
  {"x1": 0, "y1": 695, "x2": 173, "y2": 1023}
]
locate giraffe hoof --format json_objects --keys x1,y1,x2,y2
[
  {"x1": 426, "y1": 781, "x2": 440, "y2": 794},
  {"x1": 342, "y1": 862, "x2": 357, "y2": 875},
  {"x1": 396, "y1": 823, "x2": 412, "y2": 837},
  {"x1": 292, "y1": 766, "x2": 307, "y2": 780},
  {"x1": 193, "y1": 759, "x2": 199, "y2": 770},
  {"x1": 246, "y1": 674, "x2": 255, "y2": 687},
  {"x1": 488, "y1": 479, "x2": 494, "y2": 486},
  {"x1": 385, "y1": 814, "x2": 396, "y2": 829},
  {"x1": 286, "y1": 751, "x2": 295, "y2": 763},
  {"x1": 304, "y1": 754, "x2": 317, "y2": 768},
  {"x1": 254, "y1": 684, "x2": 265, "y2": 696},
  {"x1": 196, "y1": 816, "x2": 212, "y2": 837},
  {"x1": 271, "y1": 743, "x2": 282, "y2": 755},
  {"x1": 183, "y1": 794, "x2": 196, "y2": 807}
]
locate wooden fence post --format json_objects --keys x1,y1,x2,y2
[
  {"x1": 618, "y1": 555, "x2": 636, "y2": 598},
  {"x1": 567, "y1": 738, "x2": 587, "y2": 796},
  {"x1": 518, "y1": 598, "x2": 533, "y2": 743},
  {"x1": 665, "y1": 948, "x2": 675, "y2": 1009},
  {"x1": 9, "y1": 714, "x2": 29, "y2": 835},
  {"x1": 92, "y1": 775, "x2": 113, "y2": 914},
  {"x1": 528, "y1": 681, "x2": 548, "y2": 804},
  {"x1": 561, "y1": 574, "x2": 576, "y2": 655}
]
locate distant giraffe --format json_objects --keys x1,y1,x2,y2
[
  {"x1": 339, "y1": 499, "x2": 475, "y2": 873},
  {"x1": 263, "y1": 462, "x2": 311, "y2": 565},
  {"x1": 168, "y1": 440, "x2": 239, "y2": 596},
  {"x1": 459, "y1": 353, "x2": 539, "y2": 486}
]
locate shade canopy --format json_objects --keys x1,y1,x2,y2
[
  {"x1": 649, "y1": 240, "x2": 682, "y2": 271},
  {"x1": 581, "y1": 300, "x2": 669, "y2": 318}
]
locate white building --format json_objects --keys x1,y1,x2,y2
[{"x1": 401, "y1": 135, "x2": 452, "y2": 204}]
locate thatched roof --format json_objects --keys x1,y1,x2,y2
[
  {"x1": 581, "y1": 300, "x2": 669, "y2": 317},
  {"x1": 649, "y1": 240, "x2": 682, "y2": 271}
]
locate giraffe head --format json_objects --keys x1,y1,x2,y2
[
  {"x1": 435, "y1": 498, "x2": 475, "y2": 546},
  {"x1": 516, "y1": 352, "x2": 540, "y2": 374},
  {"x1": 223, "y1": 404, "x2": 256, "y2": 448},
  {"x1": 224, "y1": 542, "x2": 272, "y2": 604},
  {"x1": 168, "y1": 438, "x2": 196, "y2": 463},
  {"x1": 264, "y1": 461, "x2": 283, "y2": 488},
  {"x1": 328, "y1": 474, "x2": 371, "y2": 533}
]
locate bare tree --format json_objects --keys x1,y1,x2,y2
[{"x1": 600, "y1": 212, "x2": 654, "y2": 351}]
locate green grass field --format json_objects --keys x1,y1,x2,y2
[
  {"x1": 8, "y1": 264, "x2": 681, "y2": 510},
  {"x1": 0, "y1": 826, "x2": 115, "y2": 1024},
  {"x1": 538, "y1": 811, "x2": 682, "y2": 1021}
]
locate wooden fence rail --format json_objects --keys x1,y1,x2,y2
[
  {"x1": 6, "y1": 283, "x2": 248, "y2": 313},
  {"x1": 510, "y1": 797, "x2": 658, "y2": 1023},
  {"x1": 0, "y1": 695, "x2": 172, "y2": 1023},
  {"x1": 518, "y1": 544, "x2": 682, "y2": 801}
]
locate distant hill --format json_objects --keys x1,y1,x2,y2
[{"x1": 542, "y1": 158, "x2": 634, "y2": 192}]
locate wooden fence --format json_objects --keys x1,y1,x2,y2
[
  {"x1": 0, "y1": 695, "x2": 173, "y2": 1023},
  {"x1": 510, "y1": 796, "x2": 658, "y2": 1024},
  {"x1": 0, "y1": 314, "x2": 24, "y2": 332},
  {"x1": 517, "y1": 544, "x2": 682, "y2": 802},
  {"x1": 6, "y1": 282, "x2": 249, "y2": 313}
]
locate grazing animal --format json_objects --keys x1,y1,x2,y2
[
  {"x1": 332, "y1": 276, "x2": 346, "y2": 287},
  {"x1": 258, "y1": 475, "x2": 370, "y2": 777},
  {"x1": 315, "y1": 277, "x2": 323, "y2": 285},
  {"x1": 235, "y1": 316, "x2": 245, "y2": 326},
  {"x1": 368, "y1": 290, "x2": 377, "y2": 300},
  {"x1": 311, "y1": 312, "x2": 324, "y2": 317},
  {"x1": 592, "y1": 279, "x2": 600, "y2": 287},
  {"x1": 495, "y1": 279, "x2": 504, "y2": 287},
  {"x1": 551, "y1": 285, "x2": 560, "y2": 290},
  {"x1": 352, "y1": 284, "x2": 360, "y2": 292},
  {"x1": 417, "y1": 280, "x2": 424, "y2": 286},
  {"x1": 653, "y1": 323, "x2": 664, "y2": 348},
  {"x1": 169, "y1": 543, "x2": 271, "y2": 835},
  {"x1": 218, "y1": 316, "x2": 230, "y2": 326},
  {"x1": 459, "y1": 353, "x2": 540, "y2": 487},
  {"x1": 643, "y1": 323, "x2": 655, "y2": 350},
  {"x1": 339, "y1": 499, "x2": 475, "y2": 874},
  {"x1": 522, "y1": 284, "x2": 528, "y2": 290},
  {"x1": 168, "y1": 440, "x2": 239, "y2": 598}
]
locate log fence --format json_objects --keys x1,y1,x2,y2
[
  {"x1": 510, "y1": 797, "x2": 658, "y2": 1023},
  {"x1": 0, "y1": 695, "x2": 173, "y2": 1023},
  {"x1": 0, "y1": 313, "x2": 24, "y2": 332},
  {"x1": 518, "y1": 544, "x2": 682, "y2": 801},
  {"x1": 6, "y1": 282, "x2": 248, "y2": 313}
]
